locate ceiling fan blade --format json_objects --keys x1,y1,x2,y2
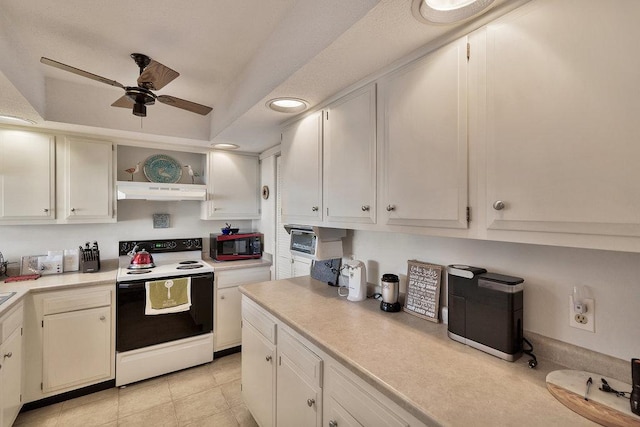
[
  {"x1": 40, "y1": 57, "x2": 125, "y2": 89},
  {"x1": 157, "y1": 95, "x2": 212, "y2": 116},
  {"x1": 137, "y1": 60, "x2": 179, "y2": 90},
  {"x1": 111, "y1": 95, "x2": 133, "y2": 108}
]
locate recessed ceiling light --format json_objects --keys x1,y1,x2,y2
[
  {"x1": 412, "y1": 0, "x2": 495, "y2": 24},
  {"x1": 0, "y1": 114, "x2": 36, "y2": 125},
  {"x1": 266, "y1": 98, "x2": 308, "y2": 113},
  {"x1": 212, "y1": 143, "x2": 239, "y2": 150}
]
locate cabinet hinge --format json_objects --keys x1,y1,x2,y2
[
  {"x1": 40, "y1": 382, "x2": 43, "y2": 390},
  {"x1": 20, "y1": 394, "x2": 22, "y2": 403},
  {"x1": 466, "y1": 206, "x2": 471, "y2": 223},
  {"x1": 41, "y1": 320, "x2": 44, "y2": 328},
  {"x1": 467, "y1": 43, "x2": 470, "y2": 61},
  {"x1": 240, "y1": 383, "x2": 242, "y2": 392},
  {"x1": 241, "y1": 320, "x2": 243, "y2": 328},
  {"x1": 278, "y1": 356, "x2": 282, "y2": 366},
  {"x1": 326, "y1": 111, "x2": 329, "y2": 120},
  {"x1": 21, "y1": 327, "x2": 23, "y2": 336}
]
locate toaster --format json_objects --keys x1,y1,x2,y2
[{"x1": 447, "y1": 265, "x2": 524, "y2": 361}]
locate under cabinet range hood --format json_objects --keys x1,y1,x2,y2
[{"x1": 117, "y1": 181, "x2": 207, "y2": 201}]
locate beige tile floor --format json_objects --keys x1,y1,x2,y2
[{"x1": 14, "y1": 353, "x2": 258, "y2": 427}]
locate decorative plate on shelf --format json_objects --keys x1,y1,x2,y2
[{"x1": 143, "y1": 154, "x2": 183, "y2": 183}]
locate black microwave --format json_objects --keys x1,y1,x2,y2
[{"x1": 210, "y1": 233, "x2": 263, "y2": 261}]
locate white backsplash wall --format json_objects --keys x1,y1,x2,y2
[
  {"x1": 0, "y1": 200, "x2": 252, "y2": 263},
  {"x1": 348, "y1": 230, "x2": 640, "y2": 362}
]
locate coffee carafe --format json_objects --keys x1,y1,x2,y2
[{"x1": 380, "y1": 274, "x2": 401, "y2": 312}]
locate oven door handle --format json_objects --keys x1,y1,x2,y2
[{"x1": 117, "y1": 272, "x2": 213, "y2": 289}]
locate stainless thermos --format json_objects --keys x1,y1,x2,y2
[
  {"x1": 632, "y1": 358, "x2": 640, "y2": 415},
  {"x1": 380, "y1": 274, "x2": 401, "y2": 312}
]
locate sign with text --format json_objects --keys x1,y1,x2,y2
[{"x1": 403, "y1": 260, "x2": 442, "y2": 322}]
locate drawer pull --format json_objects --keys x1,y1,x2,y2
[
  {"x1": 386, "y1": 204, "x2": 396, "y2": 212},
  {"x1": 220, "y1": 295, "x2": 225, "y2": 300},
  {"x1": 361, "y1": 205, "x2": 370, "y2": 211},
  {"x1": 493, "y1": 200, "x2": 505, "y2": 211},
  {"x1": 329, "y1": 421, "x2": 338, "y2": 427},
  {"x1": 265, "y1": 355, "x2": 272, "y2": 362},
  {"x1": 100, "y1": 316, "x2": 106, "y2": 321},
  {"x1": 4, "y1": 352, "x2": 12, "y2": 359},
  {"x1": 311, "y1": 206, "x2": 319, "y2": 212},
  {"x1": 307, "y1": 398, "x2": 315, "y2": 407}
]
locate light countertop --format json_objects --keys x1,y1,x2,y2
[
  {"x1": 239, "y1": 276, "x2": 595, "y2": 426},
  {"x1": 0, "y1": 257, "x2": 271, "y2": 316}
]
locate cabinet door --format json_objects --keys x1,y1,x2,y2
[
  {"x1": 42, "y1": 306, "x2": 112, "y2": 393},
  {"x1": 203, "y1": 151, "x2": 260, "y2": 220},
  {"x1": 483, "y1": 1, "x2": 640, "y2": 238},
  {"x1": 241, "y1": 321, "x2": 275, "y2": 427},
  {"x1": 324, "y1": 84, "x2": 376, "y2": 224},
  {"x1": 276, "y1": 352, "x2": 321, "y2": 427},
  {"x1": 325, "y1": 396, "x2": 363, "y2": 427},
  {"x1": 292, "y1": 257, "x2": 312, "y2": 278},
  {"x1": 216, "y1": 286, "x2": 242, "y2": 351},
  {"x1": 379, "y1": 37, "x2": 468, "y2": 229},
  {"x1": 61, "y1": 137, "x2": 114, "y2": 222},
  {"x1": 281, "y1": 111, "x2": 323, "y2": 223},
  {"x1": 0, "y1": 130, "x2": 55, "y2": 221},
  {"x1": 0, "y1": 327, "x2": 23, "y2": 427}
]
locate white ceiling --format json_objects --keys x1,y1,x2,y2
[{"x1": 0, "y1": 0, "x2": 525, "y2": 153}]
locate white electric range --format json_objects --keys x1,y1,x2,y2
[{"x1": 115, "y1": 237, "x2": 214, "y2": 386}]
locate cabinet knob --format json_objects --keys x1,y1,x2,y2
[
  {"x1": 71, "y1": 208, "x2": 76, "y2": 213},
  {"x1": 386, "y1": 204, "x2": 396, "y2": 212},
  {"x1": 329, "y1": 421, "x2": 338, "y2": 427},
  {"x1": 307, "y1": 398, "x2": 315, "y2": 407},
  {"x1": 312, "y1": 206, "x2": 319, "y2": 212},
  {"x1": 361, "y1": 205, "x2": 370, "y2": 212},
  {"x1": 220, "y1": 295, "x2": 225, "y2": 300},
  {"x1": 265, "y1": 355, "x2": 272, "y2": 362},
  {"x1": 44, "y1": 208, "x2": 49, "y2": 213},
  {"x1": 99, "y1": 316, "x2": 106, "y2": 321},
  {"x1": 493, "y1": 200, "x2": 505, "y2": 211},
  {"x1": 4, "y1": 352, "x2": 12, "y2": 359}
]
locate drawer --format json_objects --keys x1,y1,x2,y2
[
  {"x1": 43, "y1": 289, "x2": 111, "y2": 315},
  {"x1": 0, "y1": 302, "x2": 23, "y2": 343},
  {"x1": 327, "y1": 366, "x2": 408, "y2": 427},
  {"x1": 278, "y1": 328, "x2": 323, "y2": 388},
  {"x1": 217, "y1": 267, "x2": 271, "y2": 289},
  {"x1": 242, "y1": 297, "x2": 276, "y2": 344}
]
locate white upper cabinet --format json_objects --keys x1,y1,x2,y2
[
  {"x1": 481, "y1": 0, "x2": 640, "y2": 241},
  {"x1": 202, "y1": 151, "x2": 260, "y2": 220},
  {"x1": 281, "y1": 111, "x2": 323, "y2": 224},
  {"x1": 324, "y1": 84, "x2": 376, "y2": 224},
  {"x1": 378, "y1": 37, "x2": 469, "y2": 229},
  {"x1": 0, "y1": 130, "x2": 55, "y2": 223},
  {"x1": 59, "y1": 137, "x2": 115, "y2": 222}
]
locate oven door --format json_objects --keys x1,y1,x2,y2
[{"x1": 116, "y1": 272, "x2": 213, "y2": 352}]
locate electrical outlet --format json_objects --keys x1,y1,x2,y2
[{"x1": 569, "y1": 296, "x2": 595, "y2": 332}]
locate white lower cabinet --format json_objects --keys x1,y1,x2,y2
[
  {"x1": 241, "y1": 299, "x2": 276, "y2": 427},
  {"x1": 24, "y1": 285, "x2": 115, "y2": 402},
  {"x1": 324, "y1": 364, "x2": 410, "y2": 427},
  {"x1": 241, "y1": 296, "x2": 427, "y2": 427},
  {"x1": 276, "y1": 329, "x2": 322, "y2": 427},
  {"x1": 215, "y1": 266, "x2": 271, "y2": 352},
  {"x1": 42, "y1": 305, "x2": 111, "y2": 393},
  {"x1": 0, "y1": 302, "x2": 24, "y2": 427}
]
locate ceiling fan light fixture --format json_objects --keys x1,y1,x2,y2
[
  {"x1": 133, "y1": 103, "x2": 147, "y2": 117},
  {"x1": 0, "y1": 114, "x2": 36, "y2": 125},
  {"x1": 412, "y1": 0, "x2": 495, "y2": 24},
  {"x1": 266, "y1": 97, "x2": 308, "y2": 113}
]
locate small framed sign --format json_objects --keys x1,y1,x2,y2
[{"x1": 403, "y1": 260, "x2": 442, "y2": 323}]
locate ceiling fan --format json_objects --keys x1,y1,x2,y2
[{"x1": 40, "y1": 53, "x2": 212, "y2": 117}]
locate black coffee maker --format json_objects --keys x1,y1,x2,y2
[{"x1": 632, "y1": 358, "x2": 640, "y2": 416}]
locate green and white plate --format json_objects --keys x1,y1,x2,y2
[{"x1": 143, "y1": 154, "x2": 183, "y2": 183}]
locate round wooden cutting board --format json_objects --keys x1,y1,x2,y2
[{"x1": 546, "y1": 370, "x2": 640, "y2": 426}]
